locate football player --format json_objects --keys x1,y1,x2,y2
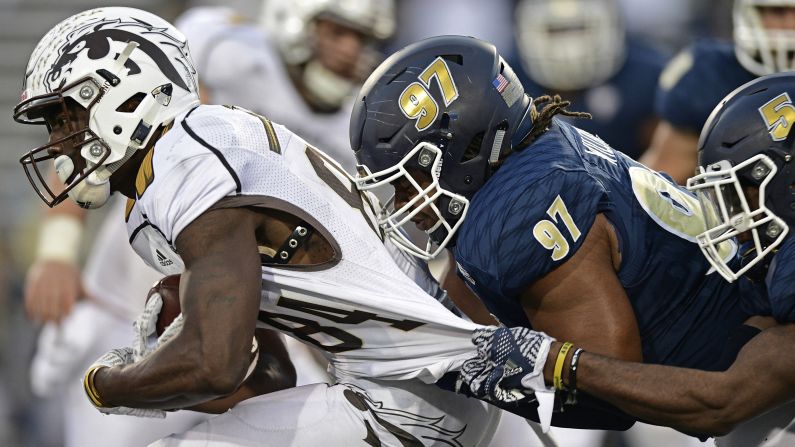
[
  {"x1": 175, "y1": 0, "x2": 395, "y2": 173},
  {"x1": 351, "y1": 34, "x2": 759, "y2": 433},
  {"x1": 459, "y1": 72, "x2": 795, "y2": 446},
  {"x1": 14, "y1": 7, "x2": 500, "y2": 445},
  {"x1": 513, "y1": 0, "x2": 665, "y2": 160},
  {"x1": 641, "y1": 0, "x2": 795, "y2": 184}
]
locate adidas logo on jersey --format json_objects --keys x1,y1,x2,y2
[{"x1": 156, "y1": 249, "x2": 174, "y2": 267}]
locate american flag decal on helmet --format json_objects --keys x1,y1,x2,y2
[{"x1": 492, "y1": 73, "x2": 509, "y2": 93}]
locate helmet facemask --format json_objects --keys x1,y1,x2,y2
[
  {"x1": 356, "y1": 142, "x2": 469, "y2": 260},
  {"x1": 15, "y1": 77, "x2": 112, "y2": 207},
  {"x1": 687, "y1": 155, "x2": 789, "y2": 282},
  {"x1": 734, "y1": 0, "x2": 795, "y2": 75}
]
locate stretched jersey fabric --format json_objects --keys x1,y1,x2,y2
[
  {"x1": 454, "y1": 119, "x2": 750, "y2": 371},
  {"x1": 656, "y1": 39, "x2": 757, "y2": 134},
  {"x1": 124, "y1": 105, "x2": 496, "y2": 445},
  {"x1": 516, "y1": 39, "x2": 665, "y2": 160},
  {"x1": 175, "y1": 7, "x2": 357, "y2": 172}
]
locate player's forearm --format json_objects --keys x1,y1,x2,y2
[
  {"x1": 570, "y1": 351, "x2": 737, "y2": 435},
  {"x1": 552, "y1": 324, "x2": 795, "y2": 435},
  {"x1": 93, "y1": 331, "x2": 241, "y2": 410}
]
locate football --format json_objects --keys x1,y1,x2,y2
[{"x1": 146, "y1": 274, "x2": 182, "y2": 336}]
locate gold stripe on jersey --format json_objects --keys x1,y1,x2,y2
[
  {"x1": 260, "y1": 117, "x2": 281, "y2": 154},
  {"x1": 125, "y1": 147, "x2": 156, "y2": 222},
  {"x1": 222, "y1": 105, "x2": 281, "y2": 153},
  {"x1": 135, "y1": 147, "x2": 156, "y2": 198}
]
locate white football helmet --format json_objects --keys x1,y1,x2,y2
[
  {"x1": 259, "y1": 0, "x2": 396, "y2": 65},
  {"x1": 15, "y1": 7, "x2": 200, "y2": 208},
  {"x1": 515, "y1": 0, "x2": 626, "y2": 91},
  {"x1": 734, "y1": 0, "x2": 795, "y2": 75}
]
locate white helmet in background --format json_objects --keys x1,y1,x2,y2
[
  {"x1": 734, "y1": 0, "x2": 795, "y2": 75},
  {"x1": 259, "y1": 0, "x2": 396, "y2": 65},
  {"x1": 15, "y1": 7, "x2": 199, "y2": 208},
  {"x1": 259, "y1": 0, "x2": 395, "y2": 109},
  {"x1": 515, "y1": 0, "x2": 626, "y2": 91}
]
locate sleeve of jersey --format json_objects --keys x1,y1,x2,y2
[
  {"x1": 655, "y1": 45, "x2": 710, "y2": 133},
  {"x1": 495, "y1": 171, "x2": 604, "y2": 298},
  {"x1": 149, "y1": 154, "x2": 238, "y2": 244},
  {"x1": 767, "y1": 239, "x2": 795, "y2": 322}
]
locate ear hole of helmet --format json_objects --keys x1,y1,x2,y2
[
  {"x1": 461, "y1": 132, "x2": 484, "y2": 162},
  {"x1": 116, "y1": 92, "x2": 147, "y2": 113}
]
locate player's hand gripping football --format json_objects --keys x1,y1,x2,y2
[
  {"x1": 133, "y1": 275, "x2": 184, "y2": 361},
  {"x1": 82, "y1": 348, "x2": 166, "y2": 418},
  {"x1": 457, "y1": 326, "x2": 557, "y2": 431},
  {"x1": 82, "y1": 276, "x2": 184, "y2": 417}
]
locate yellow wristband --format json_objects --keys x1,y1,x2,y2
[
  {"x1": 83, "y1": 365, "x2": 108, "y2": 408},
  {"x1": 553, "y1": 342, "x2": 573, "y2": 390}
]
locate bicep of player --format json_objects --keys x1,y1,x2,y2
[
  {"x1": 639, "y1": 120, "x2": 699, "y2": 185},
  {"x1": 521, "y1": 213, "x2": 642, "y2": 362},
  {"x1": 175, "y1": 206, "x2": 264, "y2": 393}
]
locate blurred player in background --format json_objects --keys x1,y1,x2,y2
[
  {"x1": 15, "y1": 7, "x2": 500, "y2": 445},
  {"x1": 642, "y1": 0, "x2": 795, "y2": 184},
  {"x1": 462, "y1": 72, "x2": 795, "y2": 447},
  {"x1": 176, "y1": 0, "x2": 395, "y2": 173},
  {"x1": 513, "y1": 0, "x2": 665, "y2": 161}
]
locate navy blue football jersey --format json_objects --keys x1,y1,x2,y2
[
  {"x1": 454, "y1": 119, "x2": 751, "y2": 370},
  {"x1": 515, "y1": 39, "x2": 665, "y2": 160},
  {"x1": 656, "y1": 39, "x2": 757, "y2": 134},
  {"x1": 766, "y1": 237, "x2": 795, "y2": 322}
]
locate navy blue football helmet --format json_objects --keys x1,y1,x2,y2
[
  {"x1": 350, "y1": 35, "x2": 533, "y2": 259},
  {"x1": 687, "y1": 72, "x2": 795, "y2": 281}
]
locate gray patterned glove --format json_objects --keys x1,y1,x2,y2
[{"x1": 457, "y1": 326, "x2": 556, "y2": 432}]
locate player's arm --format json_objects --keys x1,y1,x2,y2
[
  {"x1": 545, "y1": 323, "x2": 795, "y2": 435},
  {"x1": 515, "y1": 213, "x2": 640, "y2": 429},
  {"x1": 187, "y1": 328, "x2": 296, "y2": 413},
  {"x1": 93, "y1": 206, "x2": 264, "y2": 409},
  {"x1": 25, "y1": 169, "x2": 87, "y2": 323},
  {"x1": 522, "y1": 213, "x2": 642, "y2": 362},
  {"x1": 639, "y1": 121, "x2": 699, "y2": 185}
]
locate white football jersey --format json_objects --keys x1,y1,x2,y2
[
  {"x1": 175, "y1": 7, "x2": 357, "y2": 172},
  {"x1": 125, "y1": 105, "x2": 480, "y2": 383}
]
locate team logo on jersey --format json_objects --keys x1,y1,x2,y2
[
  {"x1": 759, "y1": 92, "x2": 795, "y2": 141},
  {"x1": 342, "y1": 386, "x2": 468, "y2": 447}
]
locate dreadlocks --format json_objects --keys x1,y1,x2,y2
[{"x1": 497, "y1": 95, "x2": 591, "y2": 165}]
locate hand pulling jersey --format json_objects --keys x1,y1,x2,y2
[{"x1": 125, "y1": 104, "x2": 496, "y2": 446}]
